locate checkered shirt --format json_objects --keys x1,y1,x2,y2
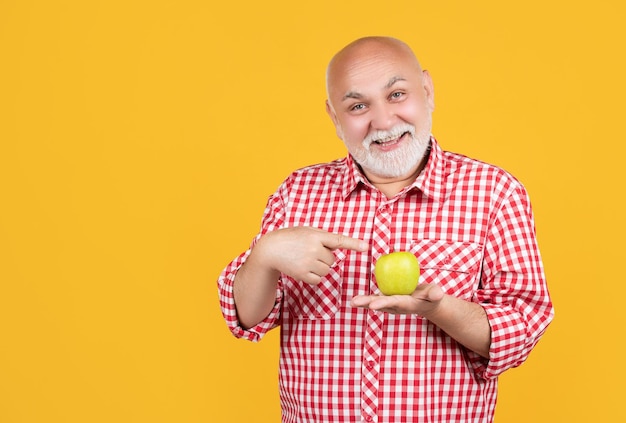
[{"x1": 218, "y1": 137, "x2": 554, "y2": 423}]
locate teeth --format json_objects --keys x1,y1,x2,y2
[
  {"x1": 376, "y1": 133, "x2": 404, "y2": 144},
  {"x1": 378, "y1": 136, "x2": 395, "y2": 143}
]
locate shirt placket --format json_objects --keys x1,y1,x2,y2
[{"x1": 361, "y1": 202, "x2": 392, "y2": 423}]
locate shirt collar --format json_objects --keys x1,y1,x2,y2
[
  {"x1": 341, "y1": 154, "x2": 368, "y2": 199},
  {"x1": 411, "y1": 136, "x2": 447, "y2": 202},
  {"x1": 341, "y1": 136, "x2": 447, "y2": 203}
]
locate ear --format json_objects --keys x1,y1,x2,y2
[
  {"x1": 326, "y1": 99, "x2": 338, "y2": 125},
  {"x1": 325, "y1": 100, "x2": 343, "y2": 139},
  {"x1": 422, "y1": 70, "x2": 435, "y2": 111}
]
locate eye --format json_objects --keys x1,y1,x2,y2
[
  {"x1": 350, "y1": 103, "x2": 366, "y2": 112},
  {"x1": 390, "y1": 91, "x2": 404, "y2": 100}
]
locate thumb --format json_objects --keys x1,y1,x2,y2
[
  {"x1": 321, "y1": 232, "x2": 369, "y2": 252},
  {"x1": 426, "y1": 284, "x2": 445, "y2": 302}
]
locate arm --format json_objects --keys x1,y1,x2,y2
[
  {"x1": 473, "y1": 183, "x2": 553, "y2": 377},
  {"x1": 352, "y1": 285, "x2": 491, "y2": 358},
  {"x1": 428, "y1": 294, "x2": 490, "y2": 358},
  {"x1": 232, "y1": 245, "x2": 281, "y2": 330},
  {"x1": 234, "y1": 226, "x2": 369, "y2": 329}
]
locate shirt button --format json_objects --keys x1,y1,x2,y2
[
  {"x1": 365, "y1": 360, "x2": 374, "y2": 370},
  {"x1": 365, "y1": 415, "x2": 373, "y2": 422}
]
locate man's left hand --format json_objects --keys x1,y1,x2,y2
[{"x1": 351, "y1": 283, "x2": 445, "y2": 316}]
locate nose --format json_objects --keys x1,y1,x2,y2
[{"x1": 370, "y1": 103, "x2": 396, "y2": 130}]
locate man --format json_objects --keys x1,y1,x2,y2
[{"x1": 218, "y1": 36, "x2": 553, "y2": 423}]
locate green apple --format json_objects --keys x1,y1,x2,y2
[{"x1": 374, "y1": 251, "x2": 420, "y2": 295}]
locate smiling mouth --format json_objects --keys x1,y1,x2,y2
[{"x1": 373, "y1": 131, "x2": 410, "y2": 146}]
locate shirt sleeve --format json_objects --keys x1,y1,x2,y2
[
  {"x1": 470, "y1": 181, "x2": 554, "y2": 379},
  {"x1": 216, "y1": 188, "x2": 287, "y2": 342}
]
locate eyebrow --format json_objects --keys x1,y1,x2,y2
[
  {"x1": 341, "y1": 76, "x2": 407, "y2": 101},
  {"x1": 385, "y1": 76, "x2": 406, "y2": 88}
]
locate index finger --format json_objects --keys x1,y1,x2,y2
[{"x1": 321, "y1": 231, "x2": 369, "y2": 252}]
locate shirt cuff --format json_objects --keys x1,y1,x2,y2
[
  {"x1": 218, "y1": 264, "x2": 282, "y2": 342},
  {"x1": 470, "y1": 303, "x2": 529, "y2": 380}
]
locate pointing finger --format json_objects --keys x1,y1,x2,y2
[{"x1": 321, "y1": 232, "x2": 369, "y2": 252}]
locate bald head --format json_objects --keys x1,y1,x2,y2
[{"x1": 326, "y1": 37, "x2": 423, "y2": 100}]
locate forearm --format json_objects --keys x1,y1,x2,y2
[
  {"x1": 233, "y1": 250, "x2": 280, "y2": 330},
  {"x1": 424, "y1": 294, "x2": 491, "y2": 358}
]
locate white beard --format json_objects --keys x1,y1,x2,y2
[{"x1": 344, "y1": 118, "x2": 432, "y2": 179}]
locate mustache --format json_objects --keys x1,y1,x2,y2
[{"x1": 362, "y1": 123, "x2": 416, "y2": 146}]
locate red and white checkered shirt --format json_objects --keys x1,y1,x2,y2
[{"x1": 218, "y1": 137, "x2": 553, "y2": 423}]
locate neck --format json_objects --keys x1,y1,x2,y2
[{"x1": 364, "y1": 154, "x2": 428, "y2": 199}]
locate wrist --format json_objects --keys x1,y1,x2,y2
[
  {"x1": 248, "y1": 236, "x2": 281, "y2": 278},
  {"x1": 420, "y1": 292, "x2": 449, "y2": 321}
]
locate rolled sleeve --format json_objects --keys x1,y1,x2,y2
[
  {"x1": 217, "y1": 250, "x2": 283, "y2": 342},
  {"x1": 470, "y1": 300, "x2": 552, "y2": 379}
]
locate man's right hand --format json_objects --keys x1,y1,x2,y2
[
  {"x1": 252, "y1": 227, "x2": 369, "y2": 285},
  {"x1": 234, "y1": 227, "x2": 368, "y2": 329}
]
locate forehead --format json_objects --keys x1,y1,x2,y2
[{"x1": 328, "y1": 45, "x2": 421, "y2": 99}]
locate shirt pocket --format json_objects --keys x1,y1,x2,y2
[
  {"x1": 410, "y1": 239, "x2": 483, "y2": 300},
  {"x1": 283, "y1": 249, "x2": 345, "y2": 320}
]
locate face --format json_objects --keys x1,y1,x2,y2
[{"x1": 326, "y1": 40, "x2": 435, "y2": 181}]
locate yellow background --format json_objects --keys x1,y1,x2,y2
[{"x1": 1, "y1": 0, "x2": 624, "y2": 421}]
